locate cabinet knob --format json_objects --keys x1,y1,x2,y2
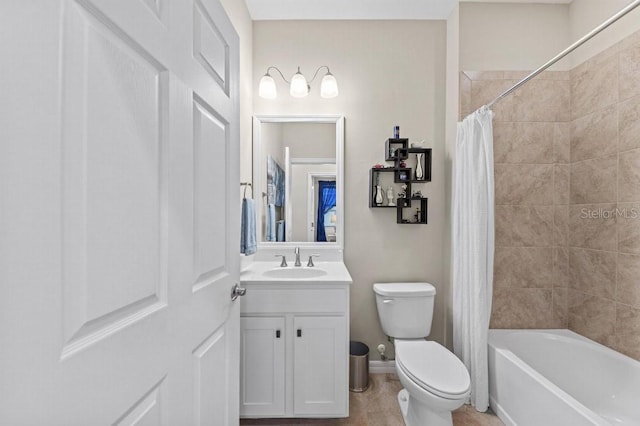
[
  {"x1": 276, "y1": 330, "x2": 281, "y2": 338},
  {"x1": 297, "y1": 329, "x2": 302, "y2": 337}
]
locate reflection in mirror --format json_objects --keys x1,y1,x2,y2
[{"x1": 253, "y1": 116, "x2": 344, "y2": 247}]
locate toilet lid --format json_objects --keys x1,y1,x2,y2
[{"x1": 396, "y1": 340, "x2": 470, "y2": 399}]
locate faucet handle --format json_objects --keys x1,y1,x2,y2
[
  {"x1": 274, "y1": 254, "x2": 287, "y2": 267},
  {"x1": 307, "y1": 254, "x2": 320, "y2": 267}
]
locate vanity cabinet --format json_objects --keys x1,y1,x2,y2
[{"x1": 239, "y1": 283, "x2": 349, "y2": 419}]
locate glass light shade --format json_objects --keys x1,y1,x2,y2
[
  {"x1": 290, "y1": 70, "x2": 309, "y2": 98},
  {"x1": 259, "y1": 74, "x2": 277, "y2": 99},
  {"x1": 320, "y1": 73, "x2": 339, "y2": 98}
]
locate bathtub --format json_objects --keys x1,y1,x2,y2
[{"x1": 488, "y1": 329, "x2": 640, "y2": 426}]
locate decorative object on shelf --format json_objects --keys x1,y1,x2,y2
[
  {"x1": 374, "y1": 185, "x2": 384, "y2": 206},
  {"x1": 258, "y1": 65, "x2": 338, "y2": 99},
  {"x1": 397, "y1": 170, "x2": 409, "y2": 181},
  {"x1": 415, "y1": 153, "x2": 424, "y2": 180},
  {"x1": 393, "y1": 125, "x2": 400, "y2": 139},
  {"x1": 387, "y1": 187, "x2": 395, "y2": 206},
  {"x1": 411, "y1": 139, "x2": 425, "y2": 148},
  {"x1": 398, "y1": 183, "x2": 407, "y2": 199},
  {"x1": 412, "y1": 189, "x2": 422, "y2": 198},
  {"x1": 373, "y1": 163, "x2": 384, "y2": 168},
  {"x1": 399, "y1": 160, "x2": 406, "y2": 168}
]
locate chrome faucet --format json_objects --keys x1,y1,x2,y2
[{"x1": 294, "y1": 247, "x2": 301, "y2": 267}]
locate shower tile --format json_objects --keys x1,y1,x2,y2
[
  {"x1": 554, "y1": 164, "x2": 570, "y2": 205},
  {"x1": 569, "y1": 204, "x2": 617, "y2": 251},
  {"x1": 571, "y1": 52, "x2": 619, "y2": 120},
  {"x1": 494, "y1": 246, "x2": 553, "y2": 289},
  {"x1": 619, "y1": 95, "x2": 640, "y2": 152},
  {"x1": 617, "y1": 253, "x2": 640, "y2": 309},
  {"x1": 568, "y1": 248, "x2": 617, "y2": 299},
  {"x1": 495, "y1": 205, "x2": 554, "y2": 247},
  {"x1": 618, "y1": 202, "x2": 640, "y2": 255},
  {"x1": 570, "y1": 105, "x2": 618, "y2": 162},
  {"x1": 553, "y1": 122, "x2": 570, "y2": 164},
  {"x1": 554, "y1": 205, "x2": 569, "y2": 247},
  {"x1": 510, "y1": 79, "x2": 570, "y2": 122},
  {"x1": 553, "y1": 287, "x2": 568, "y2": 327},
  {"x1": 503, "y1": 70, "x2": 569, "y2": 81},
  {"x1": 619, "y1": 148, "x2": 640, "y2": 202},
  {"x1": 615, "y1": 305, "x2": 640, "y2": 361},
  {"x1": 495, "y1": 164, "x2": 554, "y2": 205},
  {"x1": 618, "y1": 28, "x2": 640, "y2": 52},
  {"x1": 491, "y1": 288, "x2": 554, "y2": 329},
  {"x1": 570, "y1": 154, "x2": 617, "y2": 204},
  {"x1": 470, "y1": 79, "x2": 515, "y2": 122},
  {"x1": 464, "y1": 71, "x2": 504, "y2": 81},
  {"x1": 553, "y1": 247, "x2": 569, "y2": 288},
  {"x1": 493, "y1": 122, "x2": 554, "y2": 164},
  {"x1": 502, "y1": 71, "x2": 529, "y2": 81},
  {"x1": 568, "y1": 290, "x2": 616, "y2": 347},
  {"x1": 620, "y1": 42, "x2": 640, "y2": 102}
]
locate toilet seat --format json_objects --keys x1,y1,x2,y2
[{"x1": 395, "y1": 340, "x2": 470, "y2": 400}]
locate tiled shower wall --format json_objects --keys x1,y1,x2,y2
[{"x1": 460, "y1": 30, "x2": 640, "y2": 361}]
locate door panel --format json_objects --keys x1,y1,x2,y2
[
  {"x1": 61, "y1": 0, "x2": 169, "y2": 358},
  {"x1": 0, "y1": 0, "x2": 239, "y2": 424},
  {"x1": 293, "y1": 316, "x2": 347, "y2": 416},
  {"x1": 240, "y1": 317, "x2": 286, "y2": 417}
]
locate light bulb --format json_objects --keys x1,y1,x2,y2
[
  {"x1": 259, "y1": 74, "x2": 277, "y2": 99},
  {"x1": 320, "y1": 72, "x2": 339, "y2": 98},
  {"x1": 290, "y1": 67, "x2": 309, "y2": 98}
]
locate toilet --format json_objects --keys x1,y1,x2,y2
[{"x1": 373, "y1": 282, "x2": 470, "y2": 426}]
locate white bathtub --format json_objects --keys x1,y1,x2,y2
[{"x1": 488, "y1": 329, "x2": 640, "y2": 426}]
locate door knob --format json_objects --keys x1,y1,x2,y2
[{"x1": 231, "y1": 283, "x2": 247, "y2": 301}]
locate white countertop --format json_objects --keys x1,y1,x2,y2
[{"x1": 240, "y1": 261, "x2": 353, "y2": 284}]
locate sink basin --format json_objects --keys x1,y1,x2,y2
[{"x1": 262, "y1": 267, "x2": 328, "y2": 279}]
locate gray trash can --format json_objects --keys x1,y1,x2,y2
[{"x1": 349, "y1": 341, "x2": 369, "y2": 392}]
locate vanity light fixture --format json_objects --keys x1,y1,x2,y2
[{"x1": 258, "y1": 65, "x2": 339, "y2": 99}]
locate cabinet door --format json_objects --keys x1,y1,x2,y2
[
  {"x1": 293, "y1": 316, "x2": 348, "y2": 416},
  {"x1": 240, "y1": 317, "x2": 286, "y2": 417}
]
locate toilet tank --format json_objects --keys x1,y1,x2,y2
[{"x1": 373, "y1": 282, "x2": 436, "y2": 339}]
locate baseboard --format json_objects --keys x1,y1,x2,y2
[{"x1": 369, "y1": 360, "x2": 396, "y2": 374}]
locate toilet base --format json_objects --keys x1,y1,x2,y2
[{"x1": 397, "y1": 388, "x2": 454, "y2": 426}]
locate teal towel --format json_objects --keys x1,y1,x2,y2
[{"x1": 240, "y1": 198, "x2": 257, "y2": 255}]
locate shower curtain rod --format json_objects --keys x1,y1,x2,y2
[{"x1": 485, "y1": 0, "x2": 640, "y2": 110}]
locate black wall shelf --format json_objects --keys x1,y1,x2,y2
[{"x1": 369, "y1": 138, "x2": 432, "y2": 224}]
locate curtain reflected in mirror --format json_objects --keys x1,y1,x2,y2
[{"x1": 316, "y1": 180, "x2": 336, "y2": 242}]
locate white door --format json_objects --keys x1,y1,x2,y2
[{"x1": 0, "y1": 1, "x2": 240, "y2": 424}]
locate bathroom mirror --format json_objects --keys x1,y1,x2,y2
[{"x1": 252, "y1": 115, "x2": 344, "y2": 249}]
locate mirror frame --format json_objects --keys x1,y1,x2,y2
[{"x1": 252, "y1": 114, "x2": 345, "y2": 250}]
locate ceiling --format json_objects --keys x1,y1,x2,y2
[{"x1": 245, "y1": 0, "x2": 573, "y2": 21}]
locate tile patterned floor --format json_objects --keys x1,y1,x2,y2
[{"x1": 240, "y1": 373, "x2": 505, "y2": 426}]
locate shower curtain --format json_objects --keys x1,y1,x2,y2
[{"x1": 452, "y1": 106, "x2": 495, "y2": 412}]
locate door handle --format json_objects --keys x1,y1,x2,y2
[{"x1": 231, "y1": 283, "x2": 246, "y2": 301}]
